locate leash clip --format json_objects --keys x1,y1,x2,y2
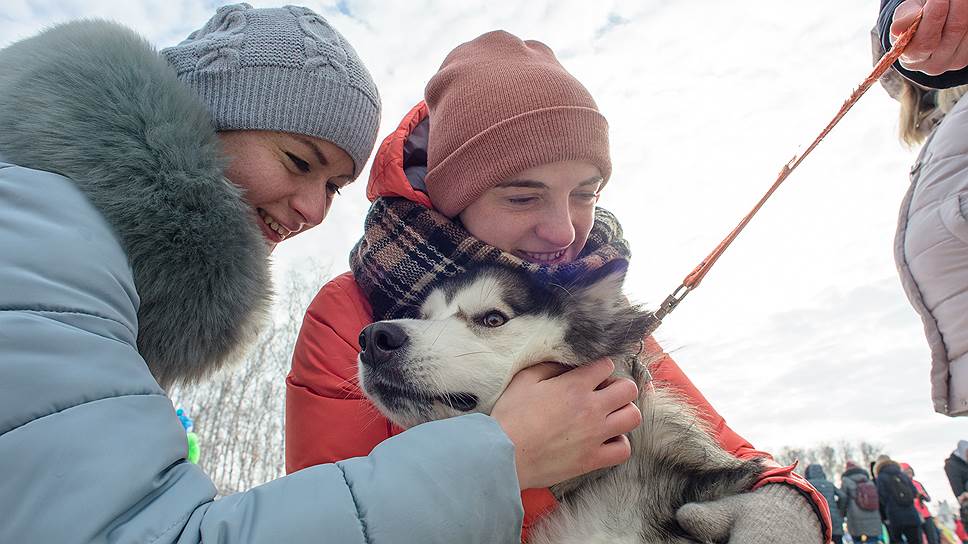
[
  {"x1": 642, "y1": 283, "x2": 691, "y2": 337},
  {"x1": 654, "y1": 283, "x2": 691, "y2": 321}
]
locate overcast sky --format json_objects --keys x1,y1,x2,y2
[{"x1": 5, "y1": 0, "x2": 966, "y2": 509}]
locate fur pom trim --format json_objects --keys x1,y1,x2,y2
[{"x1": 0, "y1": 20, "x2": 270, "y2": 387}]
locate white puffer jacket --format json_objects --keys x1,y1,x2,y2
[{"x1": 895, "y1": 94, "x2": 968, "y2": 417}]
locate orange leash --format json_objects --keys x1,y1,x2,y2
[{"x1": 643, "y1": 12, "x2": 924, "y2": 335}]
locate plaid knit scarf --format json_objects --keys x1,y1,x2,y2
[{"x1": 350, "y1": 197, "x2": 632, "y2": 321}]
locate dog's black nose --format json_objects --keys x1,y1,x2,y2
[{"x1": 359, "y1": 322, "x2": 408, "y2": 367}]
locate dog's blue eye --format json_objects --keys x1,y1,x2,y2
[{"x1": 481, "y1": 311, "x2": 508, "y2": 328}]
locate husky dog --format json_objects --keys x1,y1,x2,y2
[{"x1": 358, "y1": 261, "x2": 763, "y2": 543}]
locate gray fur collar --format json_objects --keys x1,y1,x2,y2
[{"x1": 0, "y1": 20, "x2": 270, "y2": 387}]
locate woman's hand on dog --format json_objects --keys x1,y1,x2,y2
[{"x1": 491, "y1": 357, "x2": 642, "y2": 490}]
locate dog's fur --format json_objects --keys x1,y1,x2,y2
[{"x1": 358, "y1": 261, "x2": 763, "y2": 543}]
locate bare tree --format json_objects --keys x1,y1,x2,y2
[
  {"x1": 169, "y1": 266, "x2": 327, "y2": 495},
  {"x1": 859, "y1": 441, "x2": 882, "y2": 472},
  {"x1": 775, "y1": 441, "x2": 886, "y2": 484},
  {"x1": 776, "y1": 446, "x2": 810, "y2": 469},
  {"x1": 838, "y1": 440, "x2": 857, "y2": 469},
  {"x1": 817, "y1": 443, "x2": 838, "y2": 480}
]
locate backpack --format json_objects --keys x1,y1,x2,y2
[
  {"x1": 855, "y1": 480, "x2": 880, "y2": 511},
  {"x1": 884, "y1": 474, "x2": 915, "y2": 507}
]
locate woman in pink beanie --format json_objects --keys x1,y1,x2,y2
[{"x1": 287, "y1": 31, "x2": 829, "y2": 542}]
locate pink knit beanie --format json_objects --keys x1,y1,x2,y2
[{"x1": 424, "y1": 30, "x2": 611, "y2": 218}]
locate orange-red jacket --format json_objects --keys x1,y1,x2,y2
[
  {"x1": 913, "y1": 480, "x2": 933, "y2": 519},
  {"x1": 285, "y1": 102, "x2": 831, "y2": 541}
]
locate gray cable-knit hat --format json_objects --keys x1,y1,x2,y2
[{"x1": 162, "y1": 3, "x2": 381, "y2": 176}]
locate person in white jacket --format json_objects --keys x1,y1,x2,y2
[{"x1": 879, "y1": 0, "x2": 968, "y2": 416}]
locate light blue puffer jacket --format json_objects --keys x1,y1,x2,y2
[{"x1": 0, "y1": 19, "x2": 523, "y2": 544}]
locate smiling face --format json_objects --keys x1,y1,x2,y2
[
  {"x1": 458, "y1": 160, "x2": 603, "y2": 265},
  {"x1": 218, "y1": 130, "x2": 355, "y2": 249}
]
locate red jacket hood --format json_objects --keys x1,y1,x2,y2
[{"x1": 365, "y1": 101, "x2": 433, "y2": 208}]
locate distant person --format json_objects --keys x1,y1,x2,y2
[
  {"x1": 806, "y1": 464, "x2": 848, "y2": 543},
  {"x1": 902, "y1": 462, "x2": 941, "y2": 544},
  {"x1": 945, "y1": 441, "x2": 968, "y2": 526},
  {"x1": 957, "y1": 516, "x2": 968, "y2": 543},
  {"x1": 874, "y1": 456, "x2": 923, "y2": 542},
  {"x1": 843, "y1": 461, "x2": 885, "y2": 542},
  {"x1": 876, "y1": 0, "x2": 968, "y2": 417}
]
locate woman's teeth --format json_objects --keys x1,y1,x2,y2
[
  {"x1": 523, "y1": 250, "x2": 565, "y2": 263},
  {"x1": 258, "y1": 209, "x2": 290, "y2": 239}
]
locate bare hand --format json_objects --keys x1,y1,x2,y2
[
  {"x1": 491, "y1": 358, "x2": 641, "y2": 490},
  {"x1": 892, "y1": 0, "x2": 968, "y2": 75}
]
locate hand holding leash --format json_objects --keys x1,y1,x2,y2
[
  {"x1": 493, "y1": 357, "x2": 641, "y2": 490},
  {"x1": 892, "y1": 0, "x2": 968, "y2": 75}
]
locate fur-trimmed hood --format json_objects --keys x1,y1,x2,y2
[
  {"x1": 0, "y1": 20, "x2": 270, "y2": 387},
  {"x1": 874, "y1": 458, "x2": 901, "y2": 477}
]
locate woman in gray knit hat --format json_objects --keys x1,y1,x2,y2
[{"x1": 0, "y1": 5, "x2": 619, "y2": 543}]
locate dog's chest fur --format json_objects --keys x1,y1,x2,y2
[{"x1": 528, "y1": 383, "x2": 763, "y2": 544}]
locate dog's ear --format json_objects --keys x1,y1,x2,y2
[
  {"x1": 572, "y1": 260, "x2": 657, "y2": 341},
  {"x1": 567, "y1": 259, "x2": 629, "y2": 306},
  {"x1": 557, "y1": 259, "x2": 656, "y2": 362}
]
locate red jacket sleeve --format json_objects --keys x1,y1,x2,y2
[
  {"x1": 645, "y1": 336, "x2": 831, "y2": 541},
  {"x1": 285, "y1": 272, "x2": 397, "y2": 473}
]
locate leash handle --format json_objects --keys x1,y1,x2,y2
[{"x1": 643, "y1": 11, "x2": 924, "y2": 338}]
